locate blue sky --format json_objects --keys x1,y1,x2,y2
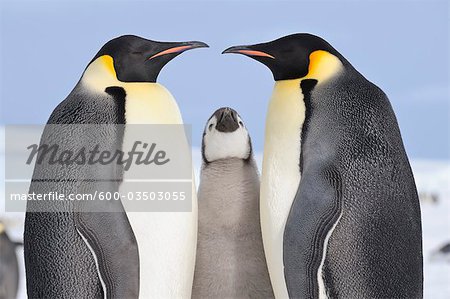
[{"x1": 0, "y1": 0, "x2": 449, "y2": 159}]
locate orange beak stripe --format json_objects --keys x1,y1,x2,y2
[
  {"x1": 235, "y1": 50, "x2": 275, "y2": 59},
  {"x1": 148, "y1": 45, "x2": 193, "y2": 60}
]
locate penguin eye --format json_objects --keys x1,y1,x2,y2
[
  {"x1": 239, "y1": 121, "x2": 243, "y2": 126},
  {"x1": 208, "y1": 123, "x2": 214, "y2": 131}
]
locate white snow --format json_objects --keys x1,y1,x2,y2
[{"x1": 412, "y1": 161, "x2": 450, "y2": 298}]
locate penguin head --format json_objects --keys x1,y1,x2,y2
[
  {"x1": 202, "y1": 107, "x2": 252, "y2": 163},
  {"x1": 87, "y1": 35, "x2": 208, "y2": 83},
  {"x1": 222, "y1": 33, "x2": 345, "y2": 81}
]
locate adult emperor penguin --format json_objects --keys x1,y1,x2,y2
[
  {"x1": 192, "y1": 107, "x2": 274, "y2": 298},
  {"x1": 223, "y1": 34, "x2": 423, "y2": 298},
  {"x1": 25, "y1": 35, "x2": 207, "y2": 298}
]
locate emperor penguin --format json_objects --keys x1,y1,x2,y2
[
  {"x1": 25, "y1": 35, "x2": 207, "y2": 298},
  {"x1": 192, "y1": 107, "x2": 274, "y2": 299},
  {"x1": 223, "y1": 34, "x2": 423, "y2": 298}
]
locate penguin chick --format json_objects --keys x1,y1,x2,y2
[{"x1": 192, "y1": 107, "x2": 274, "y2": 299}]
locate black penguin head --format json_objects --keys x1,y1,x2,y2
[
  {"x1": 222, "y1": 33, "x2": 344, "y2": 81},
  {"x1": 89, "y1": 35, "x2": 208, "y2": 83},
  {"x1": 202, "y1": 107, "x2": 252, "y2": 163}
]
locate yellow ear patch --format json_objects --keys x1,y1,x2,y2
[
  {"x1": 0, "y1": 222, "x2": 4, "y2": 234},
  {"x1": 81, "y1": 55, "x2": 118, "y2": 91},
  {"x1": 99, "y1": 55, "x2": 117, "y2": 77},
  {"x1": 304, "y1": 50, "x2": 343, "y2": 83}
]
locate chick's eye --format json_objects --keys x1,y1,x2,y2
[
  {"x1": 208, "y1": 123, "x2": 214, "y2": 131},
  {"x1": 239, "y1": 121, "x2": 243, "y2": 126}
]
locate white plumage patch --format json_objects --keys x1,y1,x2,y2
[
  {"x1": 317, "y1": 212, "x2": 343, "y2": 299},
  {"x1": 76, "y1": 228, "x2": 107, "y2": 299}
]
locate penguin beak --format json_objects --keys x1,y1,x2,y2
[
  {"x1": 222, "y1": 45, "x2": 275, "y2": 59},
  {"x1": 148, "y1": 41, "x2": 209, "y2": 60},
  {"x1": 216, "y1": 108, "x2": 239, "y2": 133}
]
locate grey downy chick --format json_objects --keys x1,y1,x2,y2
[{"x1": 192, "y1": 107, "x2": 274, "y2": 299}]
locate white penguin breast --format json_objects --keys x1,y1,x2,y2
[
  {"x1": 261, "y1": 79, "x2": 305, "y2": 299},
  {"x1": 118, "y1": 84, "x2": 197, "y2": 299}
]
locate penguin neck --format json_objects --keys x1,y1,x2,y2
[
  {"x1": 80, "y1": 55, "x2": 183, "y2": 124},
  {"x1": 202, "y1": 157, "x2": 255, "y2": 174},
  {"x1": 263, "y1": 79, "x2": 305, "y2": 175}
]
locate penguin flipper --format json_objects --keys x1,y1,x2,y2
[
  {"x1": 75, "y1": 197, "x2": 139, "y2": 299},
  {"x1": 283, "y1": 165, "x2": 342, "y2": 298}
]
